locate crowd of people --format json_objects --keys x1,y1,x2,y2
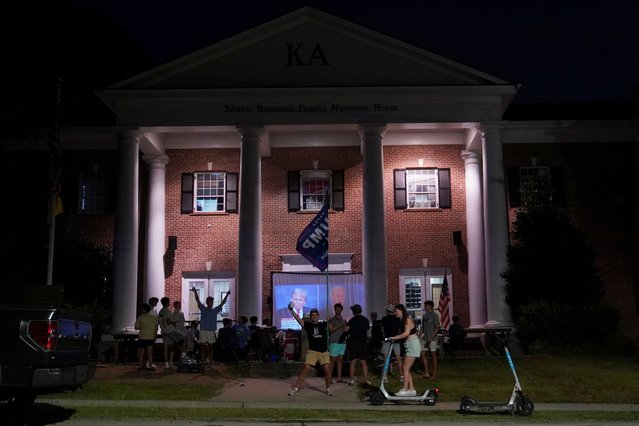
[{"x1": 133, "y1": 288, "x2": 466, "y2": 398}]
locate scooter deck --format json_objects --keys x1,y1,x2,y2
[{"x1": 461, "y1": 402, "x2": 513, "y2": 413}]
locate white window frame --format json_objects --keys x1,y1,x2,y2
[
  {"x1": 181, "y1": 277, "x2": 234, "y2": 327},
  {"x1": 399, "y1": 269, "x2": 452, "y2": 319},
  {"x1": 194, "y1": 172, "x2": 226, "y2": 213},
  {"x1": 300, "y1": 170, "x2": 331, "y2": 211},
  {"x1": 406, "y1": 168, "x2": 439, "y2": 209}
]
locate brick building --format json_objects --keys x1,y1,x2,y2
[{"x1": 6, "y1": 7, "x2": 638, "y2": 342}]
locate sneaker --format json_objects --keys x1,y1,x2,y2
[
  {"x1": 395, "y1": 389, "x2": 408, "y2": 396},
  {"x1": 348, "y1": 379, "x2": 355, "y2": 386},
  {"x1": 288, "y1": 387, "x2": 299, "y2": 396},
  {"x1": 364, "y1": 380, "x2": 372, "y2": 386},
  {"x1": 164, "y1": 362, "x2": 171, "y2": 369},
  {"x1": 405, "y1": 389, "x2": 417, "y2": 396},
  {"x1": 326, "y1": 387, "x2": 333, "y2": 396}
]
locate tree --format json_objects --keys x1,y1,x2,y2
[
  {"x1": 503, "y1": 180, "x2": 604, "y2": 317},
  {"x1": 502, "y1": 179, "x2": 618, "y2": 351}
]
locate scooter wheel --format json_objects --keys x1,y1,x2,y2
[
  {"x1": 423, "y1": 389, "x2": 438, "y2": 406},
  {"x1": 515, "y1": 395, "x2": 534, "y2": 416},
  {"x1": 369, "y1": 390, "x2": 385, "y2": 406},
  {"x1": 460, "y1": 396, "x2": 476, "y2": 413}
]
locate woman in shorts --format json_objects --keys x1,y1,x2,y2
[{"x1": 389, "y1": 304, "x2": 420, "y2": 396}]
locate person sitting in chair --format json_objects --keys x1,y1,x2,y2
[{"x1": 444, "y1": 315, "x2": 466, "y2": 356}]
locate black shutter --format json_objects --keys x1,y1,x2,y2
[
  {"x1": 550, "y1": 167, "x2": 565, "y2": 207},
  {"x1": 288, "y1": 171, "x2": 300, "y2": 212},
  {"x1": 181, "y1": 173, "x2": 194, "y2": 214},
  {"x1": 438, "y1": 168, "x2": 451, "y2": 209},
  {"x1": 394, "y1": 169, "x2": 407, "y2": 209},
  {"x1": 226, "y1": 173, "x2": 238, "y2": 213},
  {"x1": 506, "y1": 167, "x2": 521, "y2": 208},
  {"x1": 332, "y1": 170, "x2": 344, "y2": 211}
]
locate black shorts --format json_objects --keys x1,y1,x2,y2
[
  {"x1": 137, "y1": 339, "x2": 155, "y2": 348},
  {"x1": 348, "y1": 340, "x2": 368, "y2": 360}
]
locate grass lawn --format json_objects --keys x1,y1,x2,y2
[
  {"x1": 37, "y1": 355, "x2": 639, "y2": 422},
  {"x1": 54, "y1": 354, "x2": 639, "y2": 403}
]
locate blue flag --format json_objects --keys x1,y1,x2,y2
[{"x1": 296, "y1": 194, "x2": 329, "y2": 271}]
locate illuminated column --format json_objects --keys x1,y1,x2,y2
[
  {"x1": 461, "y1": 149, "x2": 487, "y2": 328},
  {"x1": 481, "y1": 124, "x2": 513, "y2": 327},
  {"x1": 142, "y1": 154, "x2": 169, "y2": 303},
  {"x1": 358, "y1": 123, "x2": 388, "y2": 316},
  {"x1": 111, "y1": 130, "x2": 140, "y2": 333},
  {"x1": 237, "y1": 126, "x2": 263, "y2": 323}
]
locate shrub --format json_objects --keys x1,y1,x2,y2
[{"x1": 514, "y1": 301, "x2": 621, "y2": 353}]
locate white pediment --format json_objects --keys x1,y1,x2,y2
[{"x1": 110, "y1": 7, "x2": 509, "y2": 90}]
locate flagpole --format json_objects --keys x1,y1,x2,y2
[
  {"x1": 46, "y1": 78, "x2": 63, "y2": 286},
  {"x1": 46, "y1": 191, "x2": 57, "y2": 286},
  {"x1": 325, "y1": 264, "x2": 330, "y2": 349}
]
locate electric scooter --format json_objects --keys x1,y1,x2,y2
[
  {"x1": 459, "y1": 335, "x2": 534, "y2": 416},
  {"x1": 364, "y1": 338, "x2": 438, "y2": 406}
]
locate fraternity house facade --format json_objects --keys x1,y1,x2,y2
[{"x1": 36, "y1": 8, "x2": 639, "y2": 340}]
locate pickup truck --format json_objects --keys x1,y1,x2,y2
[{"x1": 0, "y1": 306, "x2": 94, "y2": 411}]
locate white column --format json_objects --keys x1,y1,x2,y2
[
  {"x1": 461, "y1": 150, "x2": 487, "y2": 328},
  {"x1": 236, "y1": 126, "x2": 263, "y2": 323},
  {"x1": 481, "y1": 124, "x2": 513, "y2": 327},
  {"x1": 142, "y1": 154, "x2": 169, "y2": 302},
  {"x1": 358, "y1": 123, "x2": 388, "y2": 316},
  {"x1": 111, "y1": 131, "x2": 140, "y2": 333}
]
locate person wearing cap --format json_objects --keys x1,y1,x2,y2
[
  {"x1": 381, "y1": 304, "x2": 404, "y2": 381},
  {"x1": 346, "y1": 304, "x2": 371, "y2": 386},
  {"x1": 327, "y1": 303, "x2": 348, "y2": 383},
  {"x1": 287, "y1": 303, "x2": 333, "y2": 396}
]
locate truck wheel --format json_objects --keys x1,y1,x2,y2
[{"x1": 8, "y1": 396, "x2": 36, "y2": 410}]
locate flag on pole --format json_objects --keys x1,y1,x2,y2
[
  {"x1": 438, "y1": 273, "x2": 451, "y2": 330},
  {"x1": 296, "y1": 193, "x2": 329, "y2": 272}
]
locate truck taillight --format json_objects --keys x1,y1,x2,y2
[{"x1": 28, "y1": 320, "x2": 58, "y2": 351}]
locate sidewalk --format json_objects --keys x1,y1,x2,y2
[{"x1": 39, "y1": 375, "x2": 639, "y2": 412}]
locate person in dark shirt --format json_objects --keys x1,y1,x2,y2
[
  {"x1": 381, "y1": 304, "x2": 404, "y2": 379},
  {"x1": 444, "y1": 315, "x2": 466, "y2": 356},
  {"x1": 346, "y1": 304, "x2": 371, "y2": 386},
  {"x1": 248, "y1": 315, "x2": 262, "y2": 357},
  {"x1": 369, "y1": 311, "x2": 383, "y2": 359},
  {"x1": 215, "y1": 318, "x2": 233, "y2": 362},
  {"x1": 287, "y1": 305, "x2": 333, "y2": 397}
]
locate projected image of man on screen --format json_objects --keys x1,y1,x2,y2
[{"x1": 276, "y1": 288, "x2": 317, "y2": 330}]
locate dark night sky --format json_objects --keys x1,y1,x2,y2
[{"x1": 8, "y1": 0, "x2": 639, "y2": 105}]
